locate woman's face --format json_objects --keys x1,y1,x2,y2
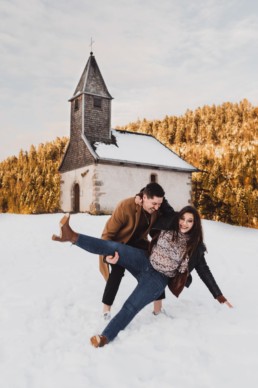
[{"x1": 179, "y1": 212, "x2": 194, "y2": 233}]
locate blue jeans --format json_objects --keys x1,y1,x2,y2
[{"x1": 75, "y1": 234, "x2": 168, "y2": 342}]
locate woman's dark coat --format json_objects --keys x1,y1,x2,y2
[
  {"x1": 151, "y1": 213, "x2": 223, "y2": 299},
  {"x1": 186, "y1": 243, "x2": 222, "y2": 298}
]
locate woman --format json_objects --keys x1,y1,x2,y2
[{"x1": 52, "y1": 206, "x2": 232, "y2": 348}]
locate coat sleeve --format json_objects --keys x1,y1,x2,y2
[
  {"x1": 101, "y1": 201, "x2": 127, "y2": 240},
  {"x1": 159, "y1": 197, "x2": 175, "y2": 215},
  {"x1": 194, "y1": 249, "x2": 223, "y2": 299},
  {"x1": 150, "y1": 198, "x2": 177, "y2": 233},
  {"x1": 99, "y1": 201, "x2": 128, "y2": 281}
]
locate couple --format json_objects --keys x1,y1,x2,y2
[
  {"x1": 52, "y1": 183, "x2": 232, "y2": 348},
  {"x1": 100, "y1": 182, "x2": 175, "y2": 318}
]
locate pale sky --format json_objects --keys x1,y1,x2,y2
[{"x1": 1, "y1": 0, "x2": 258, "y2": 161}]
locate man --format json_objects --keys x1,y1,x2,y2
[{"x1": 99, "y1": 182, "x2": 175, "y2": 319}]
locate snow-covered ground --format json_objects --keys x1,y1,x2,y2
[{"x1": 0, "y1": 213, "x2": 257, "y2": 388}]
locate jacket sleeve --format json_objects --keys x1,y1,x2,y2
[
  {"x1": 150, "y1": 198, "x2": 177, "y2": 233},
  {"x1": 101, "y1": 201, "x2": 127, "y2": 240},
  {"x1": 194, "y1": 249, "x2": 223, "y2": 299},
  {"x1": 159, "y1": 197, "x2": 175, "y2": 215},
  {"x1": 99, "y1": 201, "x2": 128, "y2": 281}
]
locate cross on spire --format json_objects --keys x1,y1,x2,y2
[{"x1": 90, "y1": 37, "x2": 95, "y2": 55}]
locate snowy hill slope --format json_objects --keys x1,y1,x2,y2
[{"x1": 0, "y1": 213, "x2": 257, "y2": 388}]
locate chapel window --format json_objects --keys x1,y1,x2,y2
[{"x1": 93, "y1": 97, "x2": 102, "y2": 109}]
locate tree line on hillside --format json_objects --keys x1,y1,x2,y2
[
  {"x1": 0, "y1": 100, "x2": 257, "y2": 228},
  {"x1": 117, "y1": 99, "x2": 257, "y2": 228},
  {"x1": 0, "y1": 138, "x2": 68, "y2": 214}
]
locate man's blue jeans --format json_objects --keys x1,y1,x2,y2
[{"x1": 75, "y1": 234, "x2": 168, "y2": 342}]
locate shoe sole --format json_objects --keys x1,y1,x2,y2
[
  {"x1": 60, "y1": 213, "x2": 70, "y2": 227},
  {"x1": 52, "y1": 214, "x2": 70, "y2": 241},
  {"x1": 90, "y1": 335, "x2": 101, "y2": 348}
]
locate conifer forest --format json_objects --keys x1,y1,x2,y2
[{"x1": 0, "y1": 99, "x2": 257, "y2": 228}]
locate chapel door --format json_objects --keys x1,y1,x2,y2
[{"x1": 73, "y1": 183, "x2": 80, "y2": 213}]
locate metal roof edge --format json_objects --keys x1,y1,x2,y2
[
  {"x1": 81, "y1": 132, "x2": 99, "y2": 160},
  {"x1": 97, "y1": 157, "x2": 198, "y2": 172}
]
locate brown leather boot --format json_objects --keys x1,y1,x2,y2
[
  {"x1": 52, "y1": 214, "x2": 78, "y2": 243},
  {"x1": 90, "y1": 335, "x2": 108, "y2": 348}
]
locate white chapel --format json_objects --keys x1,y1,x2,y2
[{"x1": 59, "y1": 52, "x2": 197, "y2": 214}]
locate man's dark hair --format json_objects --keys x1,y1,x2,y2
[{"x1": 143, "y1": 183, "x2": 165, "y2": 198}]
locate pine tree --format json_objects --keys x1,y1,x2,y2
[{"x1": 118, "y1": 99, "x2": 257, "y2": 228}]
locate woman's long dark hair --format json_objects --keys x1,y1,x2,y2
[
  {"x1": 174, "y1": 206, "x2": 204, "y2": 257},
  {"x1": 149, "y1": 206, "x2": 204, "y2": 257}
]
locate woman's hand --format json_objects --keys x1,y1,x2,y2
[
  {"x1": 224, "y1": 300, "x2": 233, "y2": 308},
  {"x1": 106, "y1": 251, "x2": 119, "y2": 265},
  {"x1": 135, "y1": 195, "x2": 143, "y2": 206},
  {"x1": 217, "y1": 295, "x2": 233, "y2": 308}
]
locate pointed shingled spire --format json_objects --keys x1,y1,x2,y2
[{"x1": 71, "y1": 53, "x2": 113, "y2": 100}]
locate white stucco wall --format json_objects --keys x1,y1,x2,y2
[
  {"x1": 94, "y1": 164, "x2": 192, "y2": 212},
  {"x1": 60, "y1": 163, "x2": 192, "y2": 213},
  {"x1": 60, "y1": 165, "x2": 96, "y2": 213}
]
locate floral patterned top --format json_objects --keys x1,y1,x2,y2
[{"x1": 149, "y1": 230, "x2": 189, "y2": 277}]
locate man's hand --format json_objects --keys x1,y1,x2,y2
[{"x1": 106, "y1": 251, "x2": 119, "y2": 265}]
